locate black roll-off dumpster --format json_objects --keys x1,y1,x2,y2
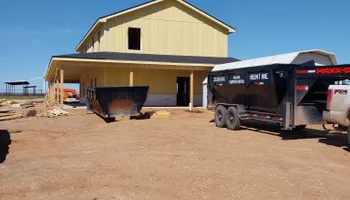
[{"x1": 87, "y1": 86, "x2": 149, "y2": 121}]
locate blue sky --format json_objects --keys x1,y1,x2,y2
[{"x1": 0, "y1": 0, "x2": 349, "y2": 92}]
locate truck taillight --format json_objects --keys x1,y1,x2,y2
[{"x1": 327, "y1": 89, "x2": 333, "y2": 110}]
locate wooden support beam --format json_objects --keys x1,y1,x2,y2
[
  {"x1": 60, "y1": 67, "x2": 64, "y2": 108},
  {"x1": 56, "y1": 80, "x2": 59, "y2": 105},
  {"x1": 50, "y1": 83, "x2": 54, "y2": 104},
  {"x1": 129, "y1": 68, "x2": 134, "y2": 87},
  {"x1": 48, "y1": 83, "x2": 51, "y2": 103},
  {"x1": 190, "y1": 70, "x2": 194, "y2": 111}
]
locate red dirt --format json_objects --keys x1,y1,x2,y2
[{"x1": 0, "y1": 108, "x2": 350, "y2": 200}]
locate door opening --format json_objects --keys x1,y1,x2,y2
[{"x1": 177, "y1": 77, "x2": 190, "y2": 106}]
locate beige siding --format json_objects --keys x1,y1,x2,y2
[
  {"x1": 79, "y1": 64, "x2": 209, "y2": 96},
  {"x1": 79, "y1": 25, "x2": 105, "y2": 53},
  {"x1": 103, "y1": 0, "x2": 228, "y2": 57}
]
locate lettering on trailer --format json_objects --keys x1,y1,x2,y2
[
  {"x1": 213, "y1": 76, "x2": 226, "y2": 83},
  {"x1": 316, "y1": 67, "x2": 350, "y2": 74},
  {"x1": 228, "y1": 74, "x2": 246, "y2": 85},
  {"x1": 249, "y1": 72, "x2": 270, "y2": 85},
  {"x1": 334, "y1": 89, "x2": 348, "y2": 95},
  {"x1": 249, "y1": 73, "x2": 269, "y2": 81}
]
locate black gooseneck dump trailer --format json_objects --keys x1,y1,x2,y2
[{"x1": 208, "y1": 61, "x2": 350, "y2": 131}]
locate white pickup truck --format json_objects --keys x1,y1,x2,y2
[{"x1": 323, "y1": 81, "x2": 350, "y2": 145}]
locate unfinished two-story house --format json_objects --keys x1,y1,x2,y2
[{"x1": 44, "y1": 0, "x2": 238, "y2": 108}]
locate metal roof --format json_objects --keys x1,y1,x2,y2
[
  {"x1": 23, "y1": 85, "x2": 37, "y2": 88},
  {"x1": 203, "y1": 49, "x2": 338, "y2": 84},
  {"x1": 4, "y1": 80, "x2": 30, "y2": 85},
  {"x1": 211, "y1": 49, "x2": 338, "y2": 72},
  {"x1": 53, "y1": 52, "x2": 239, "y2": 65}
]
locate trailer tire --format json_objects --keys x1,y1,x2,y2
[
  {"x1": 215, "y1": 105, "x2": 227, "y2": 128},
  {"x1": 347, "y1": 126, "x2": 350, "y2": 147},
  {"x1": 226, "y1": 107, "x2": 241, "y2": 130}
]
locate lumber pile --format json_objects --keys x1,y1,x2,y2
[
  {"x1": 0, "y1": 99, "x2": 16, "y2": 107},
  {"x1": 0, "y1": 109, "x2": 23, "y2": 121},
  {"x1": 149, "y1": 110, "x2": 171, "y2": 119},
  {"x1": 20, "y1": 101, "x2": 35, "y2": 109}
]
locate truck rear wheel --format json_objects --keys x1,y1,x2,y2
[
  {"x1": 215, "y1": 105, "x2": 227, "y2": 128},
  {"x1": 226, "y1": 107, "x2": 241, "y2": 130}
]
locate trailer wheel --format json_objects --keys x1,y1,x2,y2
[
  {"x1": 215, "y1": 105, "x2": 227, "y2": 128},
  {"x1": 226, "y1": 107, "x2": 241, "y2": 130}
]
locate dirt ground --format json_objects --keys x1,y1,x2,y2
[{"x1": 1, "y1": 107, "x2": 350, "y2": 200}]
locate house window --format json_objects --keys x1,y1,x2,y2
[{"x1": 128, "y1": 27, "x2": 141, "y2": 50}]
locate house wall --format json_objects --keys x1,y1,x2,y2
[
  {"x1": 79, "y1": 67, "x2": 105, "y2": 97},
  {"x1": 79, "y1": 0, "x2": 228, "y2": 57},
  {"x1": 79, "y1": 65, "x2": 209, "y2": 106}
]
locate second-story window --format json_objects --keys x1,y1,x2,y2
[{"x1": 128, "y1": 27, "x2": 141, "y2": 50}]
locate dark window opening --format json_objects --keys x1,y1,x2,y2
[{"x1": 128, "y1": 28, "x2": 141, "y2": 50}]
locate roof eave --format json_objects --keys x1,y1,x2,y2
[{"x1": 75, "y1": 20, "x2": 104, "y2": 51}]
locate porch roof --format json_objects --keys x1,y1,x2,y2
[
  {"x1": 53, "y1": 52, "x2": 239, "y2": 65},
  {"x1": 45, "y1": 52, "x2": 239, "y2": 83}
]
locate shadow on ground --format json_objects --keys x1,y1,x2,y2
[
  {"x1": 0, "y1": 130, "x2": 11, "y2": 163},
  {"x1": 210, "y1": 119, "x2": 350, "y2": 152}
]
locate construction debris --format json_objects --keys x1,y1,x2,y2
[
  {"x1": 24, "y1": 109, "x2": 37, "y2": 117},
  {"x1": 0, "y1": 113, "x2": 23, "y2": 121},
  {"x1": 37, "y1": 107, "x2": 73, "y2": 118},
  {"x1": 20, "y1": 101, "x2": 35, "y2": 109},
  {"x1": 0, "y1": 99, "x2": 16, "y2": 107},
  {"x1": 149, "y1": 110, "x2": 171, "y2": 119},
  {"x1": 130, "y1": 110, "x2": 172, "y2": 120},
  {"x1": 0, "y1": 109, "x2": 13, "y2": 113},
  {"x1": 10, "y1": 104, "x2": 21, "y2": 108}
]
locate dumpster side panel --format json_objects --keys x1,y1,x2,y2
[{"x1": 94, "y1": 86, "x2": 149, "y2": 118}]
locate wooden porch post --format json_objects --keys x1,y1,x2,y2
[
  {"x1": 56, "y1": 80, "x2": 59, "y2": 105},
  {"x1": 60, "y1": 67, "x2": 64, "y2": 108},
  {"x1": 47, "y1": 83, "x2": 50, "y2": 102},
  {"x1": 48, "y1": 83, "x2": 52, "y2": 103},
  {"x1": 129, "y1": 68, "x2": 134, "y2": 87},
  {"x1": 50, "y1": 82, "x2": 54, "y2": 104},
  {"x1": 189, "y1": 70, "x2": 194, "y2": 111}
]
